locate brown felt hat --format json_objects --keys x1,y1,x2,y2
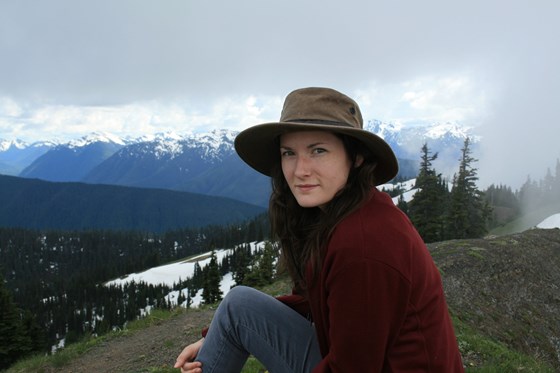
[{"x1": 234, "y1": 87, "x2": 398, "y2": 185}]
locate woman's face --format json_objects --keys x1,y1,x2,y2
[{"x1": 280, "y1": 130, "x2": 355, "y2": 209}]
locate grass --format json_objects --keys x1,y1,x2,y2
[
  {"x1": 467, "y1": 248, "x2": 485, "y2": 260},
  {"x1": 7, "y1": 333, "x2": 106, "y2": 372},
  {"x1": 453, "y1": 315, "x2": 555, "y2": 372},
  {"x1": 6, "y1": 308, "x2": 182, "y2": 373}
]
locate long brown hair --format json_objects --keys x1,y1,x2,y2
[{"x1": 269, "y1": 133, "x2": 378, "y2": 290}]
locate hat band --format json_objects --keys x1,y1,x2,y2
[{"x1": 285, "y1": 119, "x2": 356, "y2": 128}]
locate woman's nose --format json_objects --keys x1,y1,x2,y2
[{"x1": 294, "y1": 155, "x2": 311, "y2": 176}]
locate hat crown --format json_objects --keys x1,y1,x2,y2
[
  {"x1": 279, "y1": 87, "x2": 364, "y2": 130},
  {"x1": 234, "y1": 87, "x2": 399, "y2": 185}
]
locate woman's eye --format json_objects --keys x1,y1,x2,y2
[
  {"x1": 281, "y1": 150, "x2": 294, "y2": 157},
  {"x1": 312, "y1": 148, "x2": 327, "y2": 154}
]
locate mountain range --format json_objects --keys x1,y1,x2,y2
[{"x1": 0, "y1": 120, "x2": 477, "y2": 203}]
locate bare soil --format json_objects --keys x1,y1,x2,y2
[{"x1": 48, "y1": 308, "x2": 215, "y2": 373}]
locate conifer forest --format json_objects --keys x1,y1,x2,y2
[{"x1": 0, "y1": 215, "x2": 271, "y2": 369}]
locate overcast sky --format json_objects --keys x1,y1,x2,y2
[{"x1": 0, "y1": 0, "x2": 558, "y2": 189}]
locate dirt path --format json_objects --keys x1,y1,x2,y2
[{"x1": 49, "y1": 308, "x2": 215, "y2": 373}]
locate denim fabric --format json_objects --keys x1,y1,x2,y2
[{"x1": 196, "y1": 286, "x2": 322, "y2": 373}]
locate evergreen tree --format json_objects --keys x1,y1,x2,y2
[
  {"x1": 0, "y1": 274, "x2": 32, "y2": 370},
  {"x1": 408, "y1": 143, "x2": 448, "y2": 243},
  {"x1": 244, "y1": 242, "x2": 278, "y2": 287},
  {"x1": 484, "y1": 184, "x2": 519, "y2": 228},
  {"x1": 191, "y1": 262, "x2": 204, "y2": 290},
  {"x1": 20, "y1": 310, "x2": 45, "y2": 352},
  {"x1": 396, "y1": 193, "x2": 408, "y2": 215},
  {"x1": 202, "y1": 251, "x2": 223, "y2": 305},
  {"x1": 258, "y1": 242, "x2": 277, "y2": 284},
  {"x1": 516, "y1": 159, "x2": 560, "y2": 217},
  {"x1": 177, "y1": 290, "x2": 186, "y2": 307},
  {"x1": 446, "y1": 137, "x2": 491, "y2": 239},
  {"x1": 232, "y1": 244, "x2": 251, "y2": 286}
]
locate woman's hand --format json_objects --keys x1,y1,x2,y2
[{"x1": 174, "y1": 338, "x2": 204, "y2": 373}]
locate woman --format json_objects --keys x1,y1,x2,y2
[{"x1": 175, "y1": 87, "x2": 464, "y2": 372}]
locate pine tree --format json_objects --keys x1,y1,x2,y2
[
  {"x1": 177, "y1": 290, "x2": 186, "y2": 307},
  {"x1": 484, "y1": 184, "x2": 520, "y2": 228},
  {"x1": 232, "y1": 244, "x2": 251, "y2": 286},
  {"x1": 191, "y1": 262, "x2": 204, "y2": 290},
  {"x1": 0, "y1": 274, "x2": 32, "y2": 370},
  {"x1": 446, "y1": 137, "x2": 491, "y2": 239},
  {"x1": 408, "y1": 143, "x2": 448, "y2": 243},
  {"x1": 258, "y1": 242, "x2": 276, "y2": 284},
  {"x1": 19, "y1": 310, "x2": 45, "y2": 352},
  {"x1": 396, "y1": 193, "x2": 408, "y2": 215},
  {"x1": 244, "y1": 242, "x2": 278, "y2": 287},
  {"x1": 202, "y1": 251, "x2": 223, "y2": 305}
]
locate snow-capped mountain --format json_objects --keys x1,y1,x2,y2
[
  {"x1": 0, "y1": 139, "x2": 57, "y2": 175},
  {"x1": 65, "y1": 131, "x2": 129, "y2": 148},
  {"x1": 1, "y1": 121, "x2": 479, "y2": 207},
  {"x1": 114, "y1": 129, "x2": 237, "y2": 161},
  {"x1": 19, "y1": 133, "x2": 126, "y2": 182},
  {"x1": 83, "y1": 129, "x2": 270, "y2": 207},
  {"x1": 366, "y1": 119, "x2": 477, "y2": 161},
  {"x1": 0, "y1": 138, "x2": 28, "y2": 152}
]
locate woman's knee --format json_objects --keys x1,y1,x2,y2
[
  {"x1": 214, "y1": 286, "x2": 264, "y2": 328},
  {"x1": 222, "y1": 285, "x2": 260, "y2": 308},
  {"x1": 219, "y1": 286, "x2": 278, "y2": 320}
]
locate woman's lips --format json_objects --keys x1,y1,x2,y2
[{"x1": 296, "y1": 184, "x2": 318, "y2": 192}]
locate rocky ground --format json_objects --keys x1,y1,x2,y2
[
  {"x1": 13, "y1": 228, "x2": 560, "y2": 372},
  {"x1": 434, "y1": 228, "x2": 560, "y2": 370}
]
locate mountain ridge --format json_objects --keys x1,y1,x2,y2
[
  {"x1": 0, "y1": 174, "x2": 265, "y2": 232},
  {"x1": 2, "y1": 121, "x2": 476, "y2": 207}
]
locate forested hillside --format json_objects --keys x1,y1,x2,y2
[
  {"x1": 0, "y1": 214, "x2": 269, "y2": 369},
  {"x1": 0, "y1": 174, "x2": 265, "y2": 232}
]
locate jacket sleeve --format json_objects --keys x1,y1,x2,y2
[
  {"x1": 313, "y1": 260, "x2": 411, "y2": 372},
  {"x1": 276, "y1": 288, "x2": 311, "y2": 318}
]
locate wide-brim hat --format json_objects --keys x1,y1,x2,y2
[{"x1": 234, "y1": 87, "x2": 398, "y2": 185}]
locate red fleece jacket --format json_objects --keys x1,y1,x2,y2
[{"x1": 277, "y1": 189, "x2": 464, "y2": 372}]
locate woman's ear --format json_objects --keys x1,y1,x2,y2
[{"x1": 354, "y1": 155, "x2": 364, "y2": 168}]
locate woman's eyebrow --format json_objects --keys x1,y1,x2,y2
[{"x1": 280, "y1": 141, "x2": 327, "y2": 150}]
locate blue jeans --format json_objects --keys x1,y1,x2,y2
[{"x1": 196, "y1": 285, "x2": 322, "y2": 373}]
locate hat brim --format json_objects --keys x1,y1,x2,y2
[{"x1": 234, "y1": 121, "x2": 399, "y2": 185}]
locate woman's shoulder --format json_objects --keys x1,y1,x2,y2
[
  {"x1": 343, "y1": 189, "x2": 413, "y2": 230},
  {"x1": 329, "y1": 189, "x2": 426, "y2": 264}
]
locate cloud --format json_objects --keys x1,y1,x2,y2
[
  {"x1": 0, "y1": 0, "x2": 559, "y2": 190},
  {"x1": 0, "y1": 97, "x2": 23, "y2": 117},
  {"x1": 476, "y1": 14, "x2": 560, "y2": 190},
  {"x1": 0, "y1": 0, "x2": 534, "y2": 104},
  {"x1": 399, "y1": 75, "x2": 488, "y2": 123},
  {"x1": 0, "y1": 95, "x2": 285, "y2": 143}
]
